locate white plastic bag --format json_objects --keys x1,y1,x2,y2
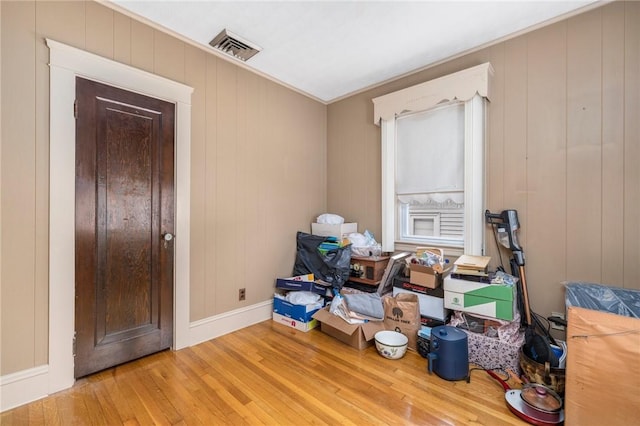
[
  {"x1": 286, "y1": 291, "x2": 322, "y2": 305},
  {"x1": 316, "y1": 213, "x2": 344, "y2": 225},
  {"x1": 348, "y1": 230, "x2": 381, "y2": 257}
]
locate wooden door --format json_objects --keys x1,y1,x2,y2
[{"x1": 74, "y1": 77, "x2": 175, "y2": 378}]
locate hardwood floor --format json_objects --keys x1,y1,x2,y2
[{"x1": 1, "y1": 320, "x2": 527, "y2": 425}]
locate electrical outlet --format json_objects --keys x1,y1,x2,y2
[
  {"x1": 550, "y1": 311, "x2": 565, "y2": 330},
  {"x1": 239, "y1": 288, "x2": 246, "y2": 301}
]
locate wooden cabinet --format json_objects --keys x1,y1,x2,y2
[{"x1": 349, "y1": 256, "x2": 390, "y2": 287}]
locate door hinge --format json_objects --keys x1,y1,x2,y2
[
  {"x1": 72, "y1": 333, "x2": 77, "y2": 357},
  {"x1": 74, "y1": 99, "x2": 78, "y2": 119}
]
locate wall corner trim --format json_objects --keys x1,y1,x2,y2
[
  {"x1": 0, "y1": 365, "x2": 49, "y2": 412},
  {"x1": 189, "y1": 300, "x2": 274, "y2": 347}
]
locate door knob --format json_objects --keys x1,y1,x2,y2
[{"x1": 162, "y1": 232, "x2": 174, "y2": 248}]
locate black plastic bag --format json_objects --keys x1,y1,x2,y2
[{"x1": 293, "y1": 231, "x2": 351, "y2": 289}]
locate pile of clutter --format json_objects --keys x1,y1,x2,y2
[
  {"x1": 273, "y1": 214, "x2": 422, "y2": 354},
  {"x1": 413, "y1": 247, "x2": 448, "y2": 273}
]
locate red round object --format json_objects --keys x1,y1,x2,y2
[{"x1": 486, "y1": 370, "x2": 564, "y2": 425}]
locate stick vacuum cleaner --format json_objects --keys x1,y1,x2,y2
[{"x1": 485, "y1": 209, "x2": 559, "y2": 367}]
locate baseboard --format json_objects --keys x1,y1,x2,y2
[
  {"x1": 189, "y1": 300, "x2": 273, "y2": 346},
  {"x1": 0, "y1": 365, "x2": 49, "y2": 412},
  {"x1": 1, "y1": 299, "x2": 273, "y2": 413}
]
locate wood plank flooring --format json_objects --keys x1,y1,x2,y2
[{"x1": 1, "y1": 320, "x2": 527, "y2": 425}]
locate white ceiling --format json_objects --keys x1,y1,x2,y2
[{"x1": 109, "y1": 0, "x2": 603, "y2": 103}]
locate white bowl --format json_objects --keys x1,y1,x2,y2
[{"x1": 374, "y1": 330, "x2": 408, "y2": 360}]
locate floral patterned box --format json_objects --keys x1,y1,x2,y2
[{"x1": 462, "y1": 328, "x2": 524, "y2": 373}]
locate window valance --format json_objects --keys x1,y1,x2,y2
[{"x1": 372, "y1": 62, "x2": 493, "y2": 124}]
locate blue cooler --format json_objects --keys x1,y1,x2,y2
[{"x1": 427, "y1": 325, "x2": 469, "y2": 381}]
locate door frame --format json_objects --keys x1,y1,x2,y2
[{"x1": 47, "y1": 39, "x2": 193, "y2": 394}]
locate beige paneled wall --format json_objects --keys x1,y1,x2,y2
[
  {"x1": 623, "y1": 3, "x2": 640, "y2": 286},
  {"x1": 0, "y1": 1, "x2": 326, "y2": 375},
  {"x1": 1, "y1": 0, "x2": 41, "y2": 376},
  {"x1": 327, "y1": 1, "x2": 640, "y2": 321}
]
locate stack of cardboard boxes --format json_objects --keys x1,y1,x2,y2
[
  {"x1": 272, "y1": 275, "x2": 328, "y2": 332},
  {"x1": 442, "y1": 255, "x2": 522, "y2": 372},
  {"x1": 443, "y1": 255, "x2": 516, "y2": 321},
  {"x1": 392, "y1": 261, "x2": 452, "y2": 326},
  {"x1": 388, "y1": 252, "x2": 523, "y2": 371}
]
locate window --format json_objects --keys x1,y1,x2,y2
[
  {"x1": 373, "y1": 63, "x2": 493, "y2": 255},
  {"x1": 396, "y1": 102, "x2": 465, "y2": 245}
]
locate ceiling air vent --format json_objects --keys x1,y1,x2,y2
[{"x1": 209, "y1": 29, "x2": 261, "y2": 62}]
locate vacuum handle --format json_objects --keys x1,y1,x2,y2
[
  {"x1": 518, "y1": 264, "x2": 533, "y2": 326},
  {"x1": 485, "y1": 209, "x2": 524, "y2": 255},
  {"x1": 484, "y1": 210, "x2": 503, "y2": 221}
]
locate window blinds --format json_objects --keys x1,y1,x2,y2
[{"x1": 395, "y1": 102, "x2": 464, "y2": 205}]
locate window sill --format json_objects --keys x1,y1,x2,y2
[{"x1": 393, "y1": 241, "x2": 464, "y2": 257}]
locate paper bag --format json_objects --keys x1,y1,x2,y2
[{"x1": 383, "y1": 293, "x2": 421, "y2": 351}]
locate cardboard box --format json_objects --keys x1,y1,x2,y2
[
  {"x1": 272, "y1": 312, "x2": 319, "y2": 332},
  {"x1": 272, "y1": 296, "x2": 324, "y2": 323},
  {"x1": 392, "y1": 287, "x2": 449, "y2": 321},
  {"x1": 565, "y1": 306, "x2": 640, "y2": 426},
  {"x1": 272, "y1": 296, "x2": 323, "y2": 332},
  {"x1": 276, "y1": 277, "x2": 330, "y2": 296},
  {"x1": 311, "y1": 222, "x2": 357, "y2": 239},
  {"x1": 394, "y1": 276, "x2": 444, "y2": 296},
  {"x1": 312, "y1": 307, "x2": 385, "y2": 350},
  {"x1": 443, "y1": 276, "x2": 515, "y2": 321},
  {"x1": 409, "y1": 263, "x2": 452, "y2": 289}
]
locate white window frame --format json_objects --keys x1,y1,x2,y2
[{"x1": 373, "y1": 63, "x2": 493, "y2": 255}]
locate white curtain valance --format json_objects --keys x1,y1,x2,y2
[{"x1": 372, "y1": 62, "x2": 493, "y2": 124}]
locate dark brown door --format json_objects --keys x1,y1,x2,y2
[{"x1": 74, "y1": 77, "x2": 175, "y2": 378}]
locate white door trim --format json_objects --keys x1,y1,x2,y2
[{"x1": 47, "y1": 39, "x2": 193, "y2": 394}]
